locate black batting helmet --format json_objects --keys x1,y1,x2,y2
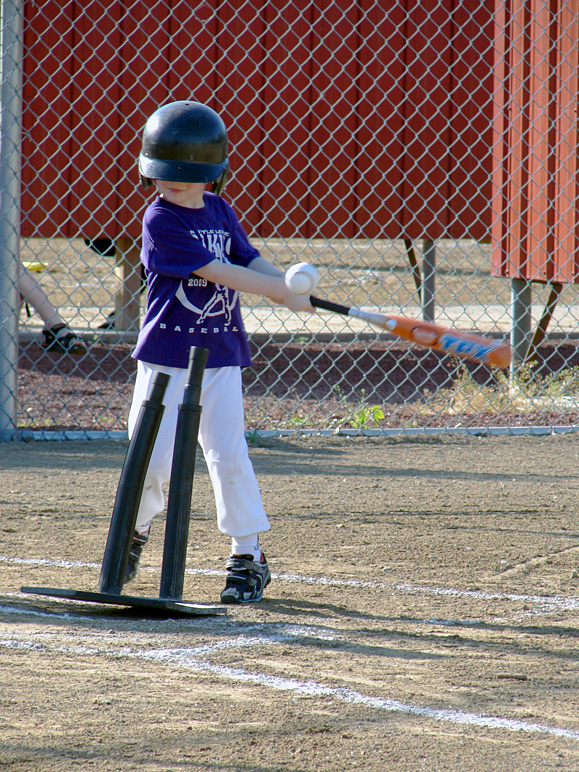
[{"x1": 138, "y1": 101, "x2": 229, "y2": 195}]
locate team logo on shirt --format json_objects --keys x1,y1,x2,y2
[{"x1": 175, "y1": 228, "x2": 237, "y2": 326}]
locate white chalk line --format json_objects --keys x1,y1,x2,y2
[
  {"x1": 0, "y1": 555, "x2": 101, "y2": 569},
  {"x1": 0, "y1": 628, "x2": 578, "y2": 741},
  {"x1": 3, "y1": 554, "x2": 579, "y2": 612}
]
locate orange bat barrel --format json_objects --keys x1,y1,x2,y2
[
  {"x1": 310, "y1": 297, "x2": 512, "y2": 369},
  {"x1": 377, "y1": 314, "x2": 512, "y2": 369}
]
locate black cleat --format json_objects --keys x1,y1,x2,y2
[
  {"x1": 124, "y1": 529, "x2": 150, "y2": 584},
  {"x1": 220, "y1": 553, "x2": 271, "y2": 604}
]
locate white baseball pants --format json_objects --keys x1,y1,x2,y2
[{"x1": 128, "y1": 361, "x2": 270, "y2": 539}]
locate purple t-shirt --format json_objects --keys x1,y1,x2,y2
[{"x1": 132, "y1": 193, "x2": 260, "y2": 369}]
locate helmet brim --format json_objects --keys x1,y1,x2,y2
[{"x1": 139, "y1": 155, "x2": 228, "y2": 185}]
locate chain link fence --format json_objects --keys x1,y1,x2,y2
[{"x1": 2, "y1": 0, "x2": 579, "y2": 438}]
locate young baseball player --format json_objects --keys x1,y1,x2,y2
[{"x1": 125, "y1": 100, "x2": 312, "y2": 604}]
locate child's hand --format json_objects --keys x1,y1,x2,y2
[{"x1": 282, "y1": 288, "x2": 314, "y2": 313}]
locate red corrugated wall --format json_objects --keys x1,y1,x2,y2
[
  {"x1": 21, "y1": 1, "x2": 495, "y2": 241},
  {"x1": 491, "y1": 0, "x2": 579, "y2": 283}
]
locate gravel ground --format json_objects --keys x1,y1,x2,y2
[{"x1": 1, "y1": 433, "x2": 579, "y2": 771}]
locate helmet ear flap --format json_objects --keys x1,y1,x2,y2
[
  {"x1": 140, "y1": 174, "x2": 153, "y2": 190},
  {"x1": 211, "y1": 160, "x2": 229, "y2": 196}
]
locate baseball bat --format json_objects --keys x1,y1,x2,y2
[{"x1": 310, "y1": 296, "x2": 511, "y2": 369}]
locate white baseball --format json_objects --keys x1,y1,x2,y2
[{"x1": 284, "y1": 262, "x2": 319, "y2": 295}]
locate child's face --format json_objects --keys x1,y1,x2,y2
[{"x1": 155, "y1": 179, "x2": 206, "y2": 209}]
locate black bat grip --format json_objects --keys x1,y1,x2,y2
[{"x1": 310, "y1": 296, "x2": 351, "y2": 315}]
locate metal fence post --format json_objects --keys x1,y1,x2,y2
[
  {"x1": 510, "y1": 278, "x2": 533, "y2": 375},
  {"x1": 0, "y1": 0, "x2": 23, "y2": 441},
  {"x1": 422, "y1": 239, "x2": 436, "y2": 323}
]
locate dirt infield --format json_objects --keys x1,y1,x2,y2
[{"x1": 1, "y1": 433, "x2": 579, "y2": 771}]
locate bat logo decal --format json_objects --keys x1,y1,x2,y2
[{"x1": 438, "y1": 332, "x2": 497, "y2": 362}]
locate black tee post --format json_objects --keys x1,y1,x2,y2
[
  {"x1": 159, "y1": 346, "x2": 208, "y2": 600},
  {"x1": 98, "y1": 370, "x2": 170, "y2": 595}
]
